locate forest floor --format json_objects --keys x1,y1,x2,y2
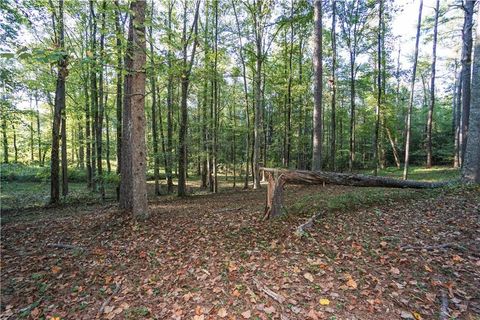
[{"x1": 1, "y1": 167, "x2": 479, "y2": 320}]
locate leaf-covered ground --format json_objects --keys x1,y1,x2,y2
[{"x1": 1, "y1": 183, "x2": 479, "y2": 320}]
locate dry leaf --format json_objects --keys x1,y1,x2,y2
[
  {"x1": 347, "y1": 278, "x2": 357, "y2": 289},
  {"x1": 303, "y1": 273, "x2": 314, "y2": 282},
  {"x1": 217, "y1": 308, "x2": 228, "y2": 318},
  {"x1": 241, "y1": 310, "x2": 252, "y2": 319},
  {"x1": 264, "y1": 306, "x2": 276, "y2": 314},
  {"x1": 412, "y1": 311, "x2": 422, "y2": 320},
  {"x1": 390, "y1": 267, "x2": 400, "y2": 275},
  {"x1": 193, "y1": 315, "x2": 205, "y2": 320},
  {"x1": 51, "y1": 266, "x2": 61, "y2": 274},
  {"x1": 319, "y1": 298, "x2": 330, "y2": 305}
]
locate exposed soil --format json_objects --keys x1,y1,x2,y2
[{"x1": 1, "y1": 184, "x2": 479, "y2": 320}]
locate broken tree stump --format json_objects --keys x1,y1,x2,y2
[{"x1": 261, "y1": 167, "x2": 450, "y2": 220}]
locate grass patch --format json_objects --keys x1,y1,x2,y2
[{"x1": 359, "y1": 165, "x2": 459, "y2": 182}]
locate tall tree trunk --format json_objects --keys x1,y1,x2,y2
[
  {"x1": 349, "y1": 53, "x2": 356, "y2": 171},
  {"x1": 330, "y1": 0, "x2": 336, "y2": 171},
  {"x1": 35, "y1": 92, "x2": 42, "y2": 165},
  {"x1": 119, "y1": 0, "x2": 148, "y2": 219},
  {"x1": 96, "y1": 0, "x2": 106, "y2": 200},
  {"x1": 312, "y1": 0, "x2": 323, "y2": 171},
  {"x1": 253, "y1": 0, "x2": 264, "y2": 189},
  {"x1": 50, "y1": 0, "x2": 67, "y2": 204},
  {"x1": 212, "y1": 0, "x2": 219, "y2": 193},
  {"x1": 386, "y1": 127, "x2": 401, "y2": 168},
  {"x1": 30, "y1": 117, "x2": 34, "y2": 162},
  {"x1": 426, "y1": 0, "x2": 440, "y2": 168},
  {"x1": 462, "y1": 8, "x2": 480, "y2": 183},
  {"x1": 460, "y1": 0, "x2": 475, "y2": 166},
  {"x1": 114, "y1": 0, "x2": 122, "y2": 197},
  {"x1": 232, "y1": 0, "x2": 251, "y2": 189},
  {"x1": 12, "y1": 124, "x2": 17, "y2": 163},
  {"x1": 105, "y1": 97, "x2": 111, "y2": 173},
  {"x1": 84, "y1": 68, "x2": 92, "y2": 187},
  {"x1": 177, "y1": 0, "x2": 200, "y2": 197},
  {"x1": 1, "y1": 85, "x2": 8, "y2": 164},
  {"x1": 403, "y1": 0, "x2": 423, "y2": 180},
  {"x1": 148, "y1": 16, "x2": 161, "y2": 196},
  {"x1": 454, "y1": 61, "x2": 462, "y2": 168},
  {"x1": 89, "y1": 0, "x2": 98, "y2": 191},
  {"x1": 166, "y1": 1, "x2": 174, "y2": 193},
  {"x1": 78, "y1": 121, "x2": 85, "y2": 169},
  {"x1": 373, "y1": 0, "x2": 383, "y2": 176},
  {"x1": 61, "y1": 110, "x2": 68, "y2": 196}
]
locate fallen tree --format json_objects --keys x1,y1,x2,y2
[{"x1": 261, "y1": 167, "x2": 450, "y2": 220}]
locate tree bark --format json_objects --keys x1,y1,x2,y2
[
  {"x1": 460, "y1": 0, "x2": 475, "y2": 165},
  {"x1": 114, "y1": 0, "x2": 122, "y2": 197},
  {"x1": 373, "y1": 0, "x2": 383, "y2": 176},
  {"x1": 119, "y1": 0, "x2": 148, "y2": 219},
  {"x1": 50, "y1": 0, "x2": 67, "y2": 205},
  {"x1": 96, "y1": 0, "x2": 106, "y2": 200},
  {"x1": 61, "y1": 110, "x2": 68, "y2": 196},
  {"x1": 253, "y1": 0, "x2": 264, "y2": 189},
  {"x1": 312, "y1": 0, "x2": 323, "y2": 171},
  {"x1": 148, "y1": 10, "x2": 161, "y2": 196},
  {"x1": 462, "y1": 7, "x2": 480, "y2": 184},
  {"x1": 330, "y1": 0, "x2": 337, "y2": 171},
  {"x1": 166, "y1": 0, "x2": 174, "y2": 193},
  {"x1": 177, "y1": 0, "x2": 200, "y2": 197},
  {"x1": 262, "y1": 167, "x2": 450, "y2": 219},
  {"x1": 426, "y1": 0, "x2": 440, "y2": 168},
  {"x1": 403, "y1": 0, "x2": 423, "y2": 180}
]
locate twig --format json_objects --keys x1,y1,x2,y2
[
  {"x1": 213, "y1": 206, "x2": 244, "y2": 213},
  {"x1": 98, "y1": 282, "x2": 122, "y2": 315},
  {"x1": 439, "y1": 289, "x2": 449, "y2": 320},
  {"x1": 400, "y1": 243, "x2": 466, "y2": 251},
  {"x1": 253, "y1": 278, "x2": 285, "y2": 304},
  {"x1": 295, "y1": 211, "x2": 322, "y2": 237},
  {"x1": 46, "y1": 243, "x2": 85, "y2": 251}
]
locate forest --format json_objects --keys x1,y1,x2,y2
[{"x1": 1, "y1": 0, "x2": 479, "y2": 319}]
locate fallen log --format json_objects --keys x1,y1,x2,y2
[{"x1": 261, "y1": 167, "x2": 450, "y2": 220}]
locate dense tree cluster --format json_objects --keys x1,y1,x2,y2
[{"x1": 1, "y1": 0, "x2": 479, "y2": 211}]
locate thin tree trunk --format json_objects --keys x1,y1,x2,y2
[
  {"x1": 426, "y1": 0, "x2": 440, "y2": 168},
  {"x1": 166, "y1": 1, "x2": 174, "y2": 193},
  {"x1": 114, "y1": 0, "x2": 122, "y2": 197},
  {"x1": 61, "y1": 110, "x2": 68, "y2": 196},
  {"x1": 177, "y1": 0, "x2": 200, "y2": 197},
  {"x1": 35, "y1": 92, "x2": 42, "y2": 165},
  {"x1": 89, "y1": 0, "x2": 98, "y2": 191},
  {"x1": 312, "y1": 0, "x2": 323, "y2": 171},
  {"x1": 1, "y1": 85, "x2": 8, "y2": 164},
  {"x1": 403, "y1": 0, "x2": 423, "y2": 180},
  {"x1": 148, "y1": 15, "x2": 161, "y2": 196},
  {"x1": 454, "y1": 61, "x2": 462, "y2": 168},
  {"x1": 253, "y1": 0, "x2": 264, "y2": 189},
  {"x1": 462, "y1": 7, "x2": 480, "y2": 183},
  {"x1": 460, "y1": 0, "x2": 475, "y2": 166},
  {"x1": 212, "y1": 0, "x2": 219, "y2": 193},
  {"x1": 105, "y1": 103, "x2": 111, "y2": 173},
  {"x1": 50, "y1": 0, "x2": 67, "y2": 204},
  {"x1": 232, "y1": 0, "x2": 250, "y2": 189},
  {"x1": 119, "y1": 0, "x2": 148, "y2": 219},
  {"x1": 373, "y1": 0, "x2": 383, "y2": 176},
  {"x1": 96, "y1": 0, "x2": 106, "y2": 200},
  {"x1": 12, "y1": 124, "x2": 17, "y2": 163},
  {"x1": 330, "y1": 0, "x2": 336, "y2": 171}
]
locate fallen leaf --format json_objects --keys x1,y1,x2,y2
[
  {"x1": 241, "y1": 310, "x2": 251, "y2": 319},
  {"x1": 390, "y1": 267, "x2": 400, "y2": 275},
  {"x1": 193, "y1": 315, "x2": 205, "y2": 320},
  {"x1": 264, "y1": 306, "x2": 276, "y2": 314},
  {"x1": 217, "y1": 308, "x2": 228, "y2": 318},
  {"x1": 424, "y1": 265, "x2": 432, "y2": 272},
  {"x1": 304, "y1": 273, "x2": 314, "y2": 282},
  {"x1": 51, "y1": 266, "x2": 61, "y2": 274},
  {"x1": 347, "y1": 278, "x2": 357, "y2": 289},
  {"x1": 104, "y1": 305, "x2": 114, "y2": 314},
  {"x1": 319, "y1": 298, "x2": 330, "y2": 305},
  {"x1": 412, "y1": 311, "x2": 422, "y2": 320}
]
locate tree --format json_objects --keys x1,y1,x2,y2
[
  {"x1": 426, "y1": 0, "x2": 440, "y2": 168},
  {"x1": 330, "y1": 0, "x2": 337, "y2": 171},
  {"x1": 462, "y1": 7, "x2": 480, "y2": 183},
  {"x1": 312, "y1": 0, "x2": 323, "y2": 171},
  {"x1": 177, "y1": 0, "x2": 200, "y2": 197},
  {"x1": 403, "y1": 0, "x2": 423, "y2": 180},
  {"x1": 50, "y1": 0, "x2": 68, "y2": 204},
  {"x1": 460, "y1": 0, "x2": 475, "y2": 165},
  {"x1": 119, "y1": 0, "x2": 148, "y2": 218}
]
